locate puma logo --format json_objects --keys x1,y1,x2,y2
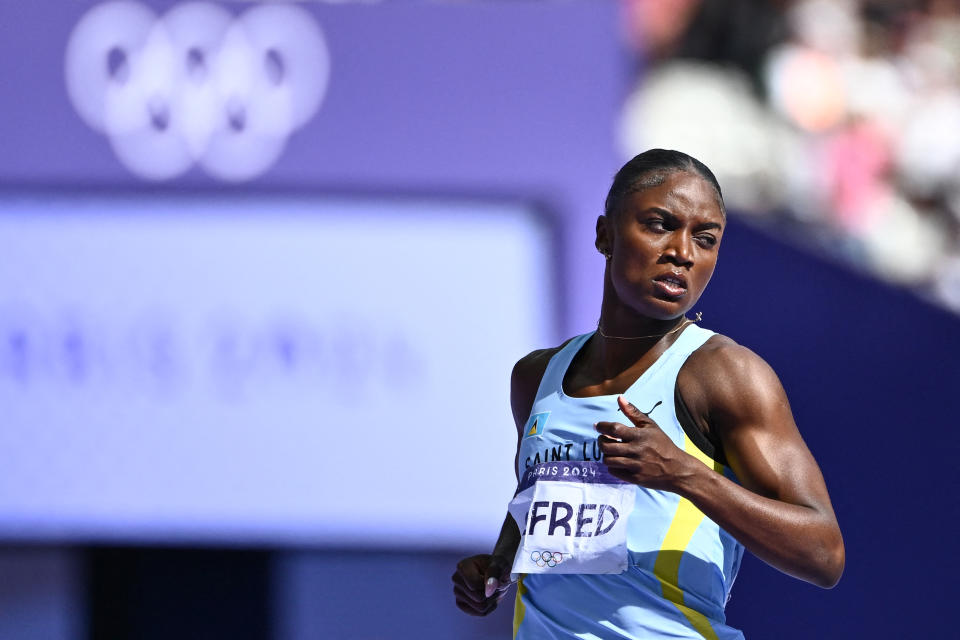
[{"x1": 617, "y1": 399, "x2": 662, "y2": 417}]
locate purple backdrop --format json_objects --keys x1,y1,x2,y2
[{"x1": 1, "y1": 0, "x2": 629, "y2": 335}]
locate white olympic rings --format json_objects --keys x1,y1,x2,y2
[{"x1": 65, "y1": 1, "x2": 330, "y2": 181}]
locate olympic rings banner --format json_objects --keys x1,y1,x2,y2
[{"x1": 65, "y1": 1, "x2": 331, "y2": 182}]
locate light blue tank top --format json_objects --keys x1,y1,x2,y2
[{"x1": 513, "y1": 325, "x2": 745, "y2": 640}]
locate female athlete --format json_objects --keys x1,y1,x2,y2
[{"x1": 452, "y1": 149, "x2": 844, "y2": 639}]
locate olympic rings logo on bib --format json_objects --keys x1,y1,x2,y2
[
  {"x1": 530, "y1": 550, "x2": 565, "y2": 568},
  {"x1": 509, "y1": 461, "x2": 636, "y2": 576},
  {"x1": 64, "y1": 1, "x2": 330, "y2": 182}
]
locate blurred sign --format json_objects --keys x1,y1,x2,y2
[
  {"x1": 0, "y1": 195, "x2": 556, "y2": 546},
  {"x1": 65, "y1": 1, "x2": 330, "y2": 181}
]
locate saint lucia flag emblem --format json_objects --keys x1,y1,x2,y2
[{"x1": 523, "y1": 412, "x2": 550, "y2": 438}]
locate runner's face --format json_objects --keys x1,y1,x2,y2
[{"x1": 600, "y1": 172, "x2": 724, "y2": 320}]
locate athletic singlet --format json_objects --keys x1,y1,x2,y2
[{"x1": 512, "y1": 325, "x2": 745, "y2": 640}]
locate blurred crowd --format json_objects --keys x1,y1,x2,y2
[{"x1": 619, "y1": 0, "x2": 960, "y2": 313}]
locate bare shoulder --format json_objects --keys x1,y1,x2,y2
[
  {"x1": 678, "y1": 333, "x2": 790, "y2": 430},
  {"x1": 683, "y1": 334, "x2": 779, "y2": 384},
  {"x1": 511, "y1": 346, "x2": 560, "y2": 389},
  {"x1": 510, "y1": 339, "x2": 575, "y2": 431}
]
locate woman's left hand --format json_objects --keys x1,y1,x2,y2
[{"x1": 594, "y1": 395, "x2": 695, "y2": 492}]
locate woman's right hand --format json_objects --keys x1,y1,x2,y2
[{"x1": 452, "y1": 553, "x2": 514, "y2": 616}]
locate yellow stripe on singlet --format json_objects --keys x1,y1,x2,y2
[
  {"x1": 652, "y1": 433, "x2": 725, "y2": 640},
  {"x1": 513, "y1": 575, "x2": 527, "y2": 638}
]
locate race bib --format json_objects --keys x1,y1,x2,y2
[{"x1": 509, "y1": 461, "x2": 636, "y2": 578}]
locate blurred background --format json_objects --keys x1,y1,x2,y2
[{"x1": 0, "y1": 1, "x2": 957, "y2": 638}]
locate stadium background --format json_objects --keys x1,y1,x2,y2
[{"x1": 1, "y1": 1, "x2": 958, "y2": 638}]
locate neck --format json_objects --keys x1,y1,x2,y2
[
  {"x1": 592, "y1": 280, "x2": 690, "y2": 376},
  {"x1": 597, "y1": 309, "x2": 687, "y2": 340}
]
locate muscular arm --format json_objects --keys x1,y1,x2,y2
[
  {"x1": 453, "y1": 345, "x2": 562, "y2": 615},
  {"x1": 598, "y1": 339, "x2": 845, "y2": 588},
  {"x1": 681, "y1": 340, "x2": 844, "y2": 586},
  {"x1": 489, "y1": 346, "x2": 568, "y2": 561}
]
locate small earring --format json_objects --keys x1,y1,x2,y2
[{"x1": 602, "y1": 251, "x2": 611, "y2": 260}]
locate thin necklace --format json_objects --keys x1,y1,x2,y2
[{"x1": 596, "y1": 312, "x2": 702, "y2": 340}]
